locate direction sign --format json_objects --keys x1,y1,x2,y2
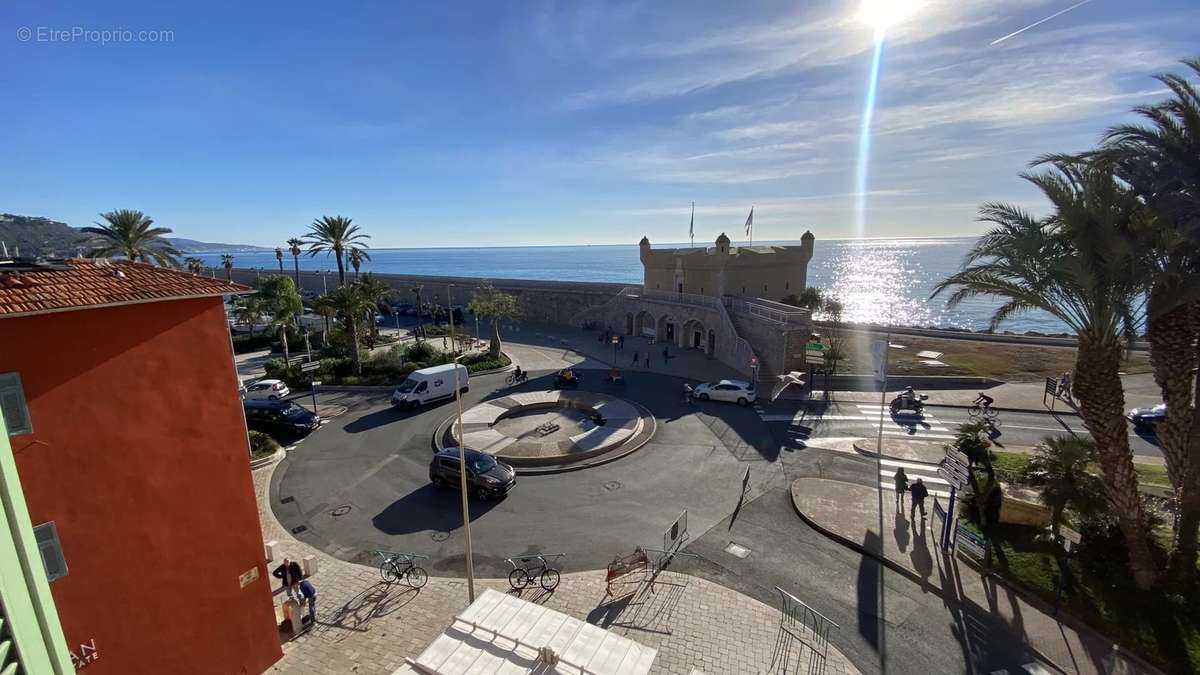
[
  {"x1": 300, "y1": 361, "x2": 321, "y2": 372},
  {"x1": 957, "y1": 524, "x2": 988, "y2": 560},
  {"x1": 1060, "y1": 526, "x2": 1082, "y2": 545},
  {"x1": 937, "y1": 467, "x2": 967, "y2": 490},
  {"x1": 310, "y1": 380, "x2": 322, "y2": 387},
  {"x1": 944, "y1": 448, "x2": 970, "y2": 467}
]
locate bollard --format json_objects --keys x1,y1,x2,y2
[
  {"x1": 265, "y1": 540, "x2": 279, "y2": 562},
  {"x1": 302, "y1": 554, "x2": 318, "y2": 578}
]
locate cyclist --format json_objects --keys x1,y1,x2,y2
[{"x1": 974, "y1": 391, "x2": 995, "y2": 408}]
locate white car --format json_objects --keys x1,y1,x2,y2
[
  {"x1": 692, "y1": 380, "x2": 757, "y2": 406},
  {"x1": 241, "y1": 379, "x2": 290, "y2": 400}
]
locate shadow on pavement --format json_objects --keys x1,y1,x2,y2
[
  {"x1": 371, "y1": 484, "x2": 500, "y2": 535},
  {"x1": 320, "y1": 581, "x2": 421, "y2": 640}
]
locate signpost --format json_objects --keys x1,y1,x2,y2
[
  {"x1": 805, "y1": 338, "x2": 826, "y2": 366},
  {"x1": 1053, "y1": 527, "x2": 1081, "y2": 615},
  {"x1": 611, "y1": 334, "x2": 619, "y2": 366},
  {"x1": 956, "y1": 524, "x2": 988, "y2": 562},
  {"x1": 938, "y1": 448, "x2": 971, "y2": 552},
  {"x1": 1043, "y1": 376, "x2": 1058, "y2": 410},
  {"x1": 750, "y1": 355, "x2": 759, "y2": 383}
]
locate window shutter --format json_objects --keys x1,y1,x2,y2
[
  {"x1": 0, "y1": 372, "x2": 32, "y2": 436},
  {"x1": 33, "y1": 523, "x2": 67, "y2": 582}
]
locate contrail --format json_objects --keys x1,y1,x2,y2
[{"x1": 990, "y1": 0, "x2": 1094, "y2": 46}]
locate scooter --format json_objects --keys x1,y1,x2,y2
[{"x1": 890, "y1": 392, "x2": 928, "y2": 415}]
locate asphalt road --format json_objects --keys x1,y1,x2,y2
[{"x1": 272, "y1": 366, "x2": 1127, "y2": 675}]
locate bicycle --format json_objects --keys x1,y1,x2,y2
[
  {"x1": 506, "y1": 553, "x2": 564, "y2": 591},
  {"x1": 377, "y1": 551, "x2": 429, "y2": 588},
  {"x1": 968, "y1": 403, "x2": 1001, "y2": 428}
]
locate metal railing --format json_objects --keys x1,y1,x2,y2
[
  {"x1": 714, "y1": 297, "x2": 756, "y2": 377},
  {"x1": 634, "y1": 287, "x2": 723, "y2": 310},
  {"x1": 728, "y1": 297, "x2": 811, "y2": 325},
  {"x1": 775, "y1": 586, "x2": 840, "y2": 675}
]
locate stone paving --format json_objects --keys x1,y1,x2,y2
[{"x1": 255, "y1": 463, "x2": 861, "y2": 675}]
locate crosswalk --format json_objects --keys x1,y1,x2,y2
[
  {"x1": 877, "y1": 457, "x2": 953, "y2": 500},
  {"x1": 760, "y1": 402, "x2": 961, "y2": 443}
]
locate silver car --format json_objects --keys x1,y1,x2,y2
[{"x1": 692, "y1": 379, "x2": 756, "y2": 405}]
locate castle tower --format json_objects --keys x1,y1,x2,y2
[
  {"x1": 715, "y1": 233, "x2": 730, "y2": 255},
  {"x1": 639, "y1": 236, "x2": 651, "y2": 264}
]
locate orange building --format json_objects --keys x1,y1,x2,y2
[{"x1": 0, "y1": 258, "x2": 282, "y2": 674}]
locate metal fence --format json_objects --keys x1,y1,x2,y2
[
  {"x1": 775, "y1": 586, "x2": 840, "y2": 675},
  {"x1": 728, "y1": 297, "x2": 811, "y2": 325}
]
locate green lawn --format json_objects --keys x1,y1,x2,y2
[{"x1": 992, "y1": 450, "x2": 1171, "y2": 487}]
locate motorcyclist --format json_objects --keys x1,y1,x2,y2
[{"x1": 901, "y1": 386, "x2": 918, "y2": 406}]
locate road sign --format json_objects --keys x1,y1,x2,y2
[
  {"x1": 310, "y1": 380, "x2": 322, "y2": 387},
  {"x1": 1060, "y1": 526, "x2": 1082, "y2": 545},
  {"x1": 301, "y1": 361, "x2": 321, "y2": 372},
  {"x1": 957, "y1": 524, "x2": 987, "y2": 560},
  {"x1": 945, "y1": 448, "x2": 970, "y2": 467},
  {"x1": 806, "y1": 341, "x2": 825, "y2": 352},
  {"x1": 611, "y1": 336, "x2": 620, "y2": 344},
  {"x1": 937, "y1": 466, "x2": 968, "y2": 490},
  {"x1": 870, "y1": 340, "x2": 887, "y2": 383}
]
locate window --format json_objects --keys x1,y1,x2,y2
[
  {"x1": 34, "y1": 522, "x2": 67, "y2": 582},
  {"x1": 0, "y1": 372, "x2": 32, "y2": 436},
  {"x1": 415, "y1": 381, "x2": 428, "y2": 393}
]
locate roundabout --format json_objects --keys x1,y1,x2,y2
[{"x1": 435, "y1": 390, "x2": 656, "y2": 470}]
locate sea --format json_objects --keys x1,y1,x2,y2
[{"x1": 197, "y1": 237, "x2": 1068, "y2": 335}]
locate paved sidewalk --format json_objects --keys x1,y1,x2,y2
[
  {"x1": 790, "y1": 476, "x2": 1161, "y2": 675},
  {"x1": 254, "y1": 463, "x2": 862, "y2": 675}
]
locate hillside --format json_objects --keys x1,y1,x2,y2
[{"x1": 0, "y1": 213, "x2": 267, "y2": 256}]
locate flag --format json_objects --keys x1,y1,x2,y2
[
  {"x1": 689, "y1": 202, "x2": 694, "y2": 240},
  {"x1": 744, "y1": 206, "x2": 754, "y2": 236}
]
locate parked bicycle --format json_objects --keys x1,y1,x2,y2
[
  {"x1": 377, "y1": 551, "x2": 429, "y2": 588},
  {"x1": 505, "y1": 553, "x2": 564, "y2": 591}
]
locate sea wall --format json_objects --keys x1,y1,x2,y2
[{"x1": 226, "y1": 268, "x2": 626, "y2": 324}]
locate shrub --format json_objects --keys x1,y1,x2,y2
[
  {"x1": 405, "y1": 341, "x2": 436, "y2": 363},
  {"x1": 460, "y1": 351, "x2": 511, "y2": 373},
  {"x1": 248, "y1": 431, "x2": 281, "y2": 460}
]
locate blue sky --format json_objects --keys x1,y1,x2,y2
[{"x1": 3, "y1": 0, "x2": 1197, "y2": 247}]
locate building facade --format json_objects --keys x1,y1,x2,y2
[
  {"x1": 639, "y1": 231, "x2": 814, "y2": 300},
  {"x1": 0, "y1": 258, "x2": 282, "y2": 674}
]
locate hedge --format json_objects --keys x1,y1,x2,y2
[
  {"x1": 248, "y1": 431, "x2": 281, "y2": 459},
  {"x1": 262, "y1": 347, "x2": 509, "y2": 387}
]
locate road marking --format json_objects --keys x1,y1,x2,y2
[
  {"x1": 880, "y1": 430, "x2": 957, "y2": 440},
  {"x1": 880, "y1": 458, "x2": 943, "y2": 470},
  {"x1": 880, "y1": 469, "x2": 951, "y2": 486}
]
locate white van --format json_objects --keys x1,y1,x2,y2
[{"x1": 391, "y1": 363, "x2": 470, "y2": 409}]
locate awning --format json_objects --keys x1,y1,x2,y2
[{"x1": 396, "y1": 588, "x2": 656, "y2": 675}]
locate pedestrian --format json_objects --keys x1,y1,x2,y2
[
  {"x1": 632, "y1": 351, "x2": 639, "y2": 366},
  {"x1": 1058, "y1": 371, "x2": 1072, "y2": 400},
  {"x1": 683, "y1": 383, "x2": 693, "y2": 403},
  {"x1": 893, "y1": 467, "x2": 908, "y2": 511},
  {"x1": 272, "y1": 557, "x2": 303, "y2": 603},
  {"x1": 644, "y1": 356, "x2": 650, "y2": 368},
  {"x1": 618, "y1": 335, "x2": 625, "y2": 350},
  {"x1": 909, "y1": 478, "x2": 929, "y2": 519},
  {"x1": 298, "y1": 578, "x2": 317, "y2": 626},
  {"x1": 443, "y1": 336, "x2": 448, "y2": 349},
  {"x1": 662, "y1": 345, "x2": 670, "y2": 361}
]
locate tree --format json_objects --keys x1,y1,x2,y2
[
  {"x1": 932, "y1": 158, "x2": 1161, "y2": 589},
  {"x1": 792, "y1": 287, "x2": 825, "y2": 310},
  {"x1": 183, "y1": 256, "x2": 204, "y2": 274},
  {"x1": 221, "y1": 254, "x2": 235, "y2": 280},
  {"x1": 257, "y1": 275, "x2": 304, "y2": 365},
  {"x1": 303, "y1": 215, "x2": 370, "y2": 286},
  {"x1": 348, "y1": 246, "x2": 370, "y2": 279},
  {"x1": 356, "y1": 273, "x2": 393, "y2": 344},
  {"x1": 312, "y1": 293, "x2": 337, "y2": 347},
  {"x1": 287, "y1": 237, "x2": 304, "y2": 290},
  {"x1": 820, "y1": 298, "x2": 847, "y2": 379},
  {"x1": 233, "y1": 296, "x2": 265, "y2": 334},
  {"x1": 1101, "y1": 57, "x2": 1200, "y2": 583},
  {"x1": 275, "y1": 247, "x2": 285, "y2": 273},
  {"x1": 468, "y1": 281, "x2": 522, "y2": 358},
  {"x1": 329, "y1": 284, "x2": 370, "y2": 375},
  {"x1": 1020, "y1": 436, "x2": 1106, "y2": 537},
  {"x1": 81, "y1": 209, "x2": 180, "y2": 266}
]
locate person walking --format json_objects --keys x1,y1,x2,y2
[
  {"x1": 909, "y1": 478, "x2": 929, "y2": 519},
  {"x1": 893, "y1": 467, "x2": 908, "y2": 511},
  {"x1": 618, "y1": 335, "x2": 625, "y2": 350},
  {"x1": 631, "y1": 351, "x2": 639, "y2": 366},
  {"x1": 644, "y1": 355, "x2": 650, "y2": 369},
  {"x1": 662, "y1": 345, "x2": 670, "y2": 362},
  {"x1": 298, "y1": 578, "x2": 317, "y2": 626},
  {"x1": 272, "y1": 558, "x2": 303, "y2": 603},
  {"x1": 683, "y1": 383, "x2": 693, "y2": 403}
]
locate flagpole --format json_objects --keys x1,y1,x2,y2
[{"x1": 689, "y1": 201, "x2": 695, "y2": 248}]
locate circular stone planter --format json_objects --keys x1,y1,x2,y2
[{"x1": 436, "y1": 390, "x2": 654, "y2": 469}]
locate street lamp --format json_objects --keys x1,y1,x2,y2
[
  {"x1": 448, "y1": 285, "x2": 476, "y2": 602},
  {"x1": 412, "y1": 286, "x2": 424, "y2": 342}
]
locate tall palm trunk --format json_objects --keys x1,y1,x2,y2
[
  {"x1": 1146, "y1": 296, "x2": 1200, "y2": 582},
  {"x1": 279, "y1": 324, "x2": 291, "y2": 366},
  {"x1": 349, "y1": 317, "x2": 362, "y2": 375},
  {"x1": 334, "y1": 245, "x2": 346, "y2": 285},
  {"x1": 292, "y1": 256, "x2": 301, "y2": 290},
  {"x1": 490, "y1": 317, "x2": 502, "y2": 358},
  {"x1": 1074, "y1": 334, "x2": 1161, "y2": 589}
]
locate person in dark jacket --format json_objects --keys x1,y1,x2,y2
[
  {"x1": 909, "y1": 478, "x2": 929, "y2": 519},
  {"x1": 893, "y1": 467, "x2": 908, "y2": 511},
  {"x1": 299, "y1": 578, "x2": 318, "y2": 625},
  {"x1": 272, "y1": 558, "x2": 303, "y2": 602}
]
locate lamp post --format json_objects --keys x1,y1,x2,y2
[
  {"x1": 412, "y1": 286, "x2": 424, "y2": 342},
  {"x1": 448, "y1": 285, "x2": 476, "y2": 603}
]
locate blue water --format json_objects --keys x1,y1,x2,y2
[{"x1": 198, "y1": 237, "x2": 1068, "y2": 334}]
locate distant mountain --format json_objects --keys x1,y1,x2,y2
[{"x1": 0, "y1": 213, "x2": 268, "y2": 256}]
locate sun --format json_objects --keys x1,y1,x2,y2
[{"x1": 857, "y1": 0, "x2": 922, "y2": 35}]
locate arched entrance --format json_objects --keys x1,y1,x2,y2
[
  {"x1": 656, "y1": 315, "x2": 678, "y2": 346},
  {"x1": 682, "y1": 319, "x2": 707, "y2": 351},
  {"x1": 634, "y1": 310, "x2": 656, "y2": 338},
  {"x1": 625, "y1": 312, "x2": 634, "y2": 336}
]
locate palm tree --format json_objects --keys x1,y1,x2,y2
[
  {"x1": 303, "y1": 216, "x2": 370, "y2": 286},
  {"x1": 1101, "y1": 57, "x2": 1200, "y2": 581},
  {"x1": 183, "y1": 256, "x2": 204, "y2": 274},
  {"x1": 287, "y1": 237, "x2": 304, "y2": 290},
  {"x1": 468, "y1": 281, "x2": 523, "y2": 358},
  {"x1": 257, "y1": 276, "x2": 304, "y2": 365},
  {"x1": 932, "y1": 158, "x2": 1161, "y2": 589},
  {"x1": 312, "y1": 293, "x2": 337, "y2": 347},
  {"x1": 275, "y1": 247, "x2": 285, "y2": 273},
  {"x1": 221, "y1": 254, "x2": 235, "y2": 280},
  {"x1": 329, "y1": 284, "x2": 370, "y2": 375},
  {"x1": 348, "y1": 247, "x2": 370, "y2": 279},
  {"x1": 81, "y1": 209, "x2": 180, "y2": 266},
  {"x1": 233, "y1": 296, "x2": 265, "y2": 334},
  {"x1": 1020, "y1": 436, "x2": 1106, "y2": 537}
]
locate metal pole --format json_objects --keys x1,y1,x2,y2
[
  {"x1": 449, "y1": 286, "x2": 476, "y2": 603},
  {"x1": 310, "y1": 382, "x2": 319, "y2": 418},
  {"x1": 943, "y1": 487, "x2": 956, "y2": 551}
]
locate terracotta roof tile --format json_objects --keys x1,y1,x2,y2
[{"x1": 0, "y1": 259, "x2": 251, "y2": 318}]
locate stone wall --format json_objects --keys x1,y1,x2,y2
[{"x1": 225, "y1": 268, "x2": 627, "y2": 325}]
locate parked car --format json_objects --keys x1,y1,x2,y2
[
  {"x1": 429, "y1": 447, "x2": 516, "y2": 500},
  {"x1": 391, "y1": 363, "x2": 469, "y2": 409},
  {"x1": 244, "y1": 399, "x2": 319, "y2": 439},
  {"x1": 241, "y1": 379, "x2": 290, "y2": 400},
  {"x1": 1127, "y1": 403, "x2": 1167, "y2": 431},
  {"x1": 692, "y1": 379, "x2": 756, "y2": 405}
]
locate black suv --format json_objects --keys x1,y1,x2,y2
[
  {"x1": 244, "y1": 399, "x2": 320, "y2": 440},
  {"x1": 429, "y1": 448, "x2": 516, "y2": 500}
]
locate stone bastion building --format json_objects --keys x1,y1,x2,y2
[{"x1": 226, "y1": 231, "x2": 816, "y2": 383}]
